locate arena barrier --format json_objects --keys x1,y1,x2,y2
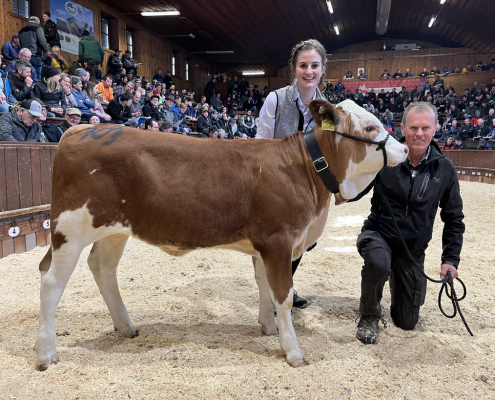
[{"x1": 1, "y1": 143, "x2": 494, "y2": 259}]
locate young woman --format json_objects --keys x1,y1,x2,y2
[
  {"x1": 256, "y1": 39, "x2": 327, "y2": 309},
  {"x1": 60, "y1": 73, "x2": 77, "y2": 108},
  {"x1": 34, "y1": 67, "x2": 66, "y2": 117}
]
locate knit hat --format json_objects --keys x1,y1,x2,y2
[
  {"x1": 75, "y1": 68, "x2": 87, "y2": 77},
  {"x1": 42, "y1": 66, "x2": 60, "y2": 80}
]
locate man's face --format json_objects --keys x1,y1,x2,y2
[
  {"x1": 464, "y1": 119, "x2": 470, "y2": 126},
  {"x1": 175, "y1": 98, "x2": 181, "y2": 105},
  {"x1": 82, "y1": 73, "x2": 89, "y2": 82},
  {"x1": 104, "y1": 78, "x2": 112, "y2": 88},
  {"x1": 52, "y1": 47, "x2": 61, "y2": 57},
  {"x1": 65, "y1": 113, "x2": 81, "y2": 126},
  {"x1": 19, "y1": 109, "x2": 37, "y2": 126},
  {"x1": 148, "y1": 121, "x2": 159, "y2": 131},
  {"x1": 401, "y1": 109, "x2": 436, "y2": 156},
  {"x1": 165, "y1": 100, "x2": 173, "y2": 108},
  {"x1": 151, "y1": 97, "x2": 158, "y2": 106},
  {"x1": 42, "y1": 14, "x2": 49, "y2": 22},
  {"x1": 133, "y1": 92, "x2": 141, "y2": 103},
  {"x1": 122, "y1": 99, "x2": 132, "y2": 107},
  {"x1": 73, "y1": 80, "x2": 83, "y2": 91},
  {"x1": 125, "y1": 84, "x2": 134, "y2": 93},
  {"x1": 13, "y1": 38, "x2": 20, "y2": 46},
  {"x1": 19, "y1": 51, "x2": 31, "y2": 62}
]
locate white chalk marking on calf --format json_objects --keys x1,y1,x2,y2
[
  {"x1": 332, "y1": 215, "x2": 365, "y2": 227},
  {"x1": 89, "y1": 169, "x2": 98, "y2": 175},
  {"x1": 121, "y1": 199, "x2": 126, "y2": 204},
  {"x1": 324, "y1": 246, "x2": 357, "y2": 253},
  {"x1": 258, "y1": 166, "x2": 262, "y2": 174}
]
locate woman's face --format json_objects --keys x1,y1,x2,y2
[
  {"x1": 61, "y1": 77, "x2": 70, "y2": 89},
  {"x1": 93, "y1": 85, "x2": 99, "y2": 95},
  {"x1": 447, "y1": 138, "x2": 453, "y2": 144},
  {"x1": 52, "y1": 74, "x2": 61, "y2": 83},
  {"x1": 294, "y1": 49, "x2": 323, "y2": 92}
]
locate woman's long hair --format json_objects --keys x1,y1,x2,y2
[
  {"x1": 86, "y1": 82, "x2": 97, "y2": 103},
  {"x1": 46, "y1": 76, "x2": 61, "y2": 93}
]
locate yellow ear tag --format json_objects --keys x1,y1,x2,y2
[{"x1": 322, "y1": 117, "x2": 335, "y2": 131}]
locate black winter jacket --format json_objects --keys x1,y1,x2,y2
[
  {"x1": 33, "y1": 81, "x2": 67, "y2": 115},
  {"x1": 356, "y1": 141, "x2": 464, "y2": 267},
  {"x1": 107, "y1": 98, "x2": 132, "y2": 124},
  {"x1": 44, "y1": 20, "x2": 61, "y2": 48},
  {"x1": 7, "y1": 71, "x2": 34, "y2": 103}
]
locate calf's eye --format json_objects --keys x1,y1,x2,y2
[{"x1": 366, "y1": 126, "x2": 374, "y2": 132}]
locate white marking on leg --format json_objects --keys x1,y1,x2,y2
[{"x1": 253, "y1": 257, "x2": 278, "y2": 335}]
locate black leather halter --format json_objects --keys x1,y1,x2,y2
[{"x1": 303, "y1": 129, "x2": 390, "y2": 194}]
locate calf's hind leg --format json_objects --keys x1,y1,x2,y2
[
  {"x1": 87, "y1": 234, "x2": 137, "y2": 338},
  {"x1": 253, "y1": 256, "x2": 278, "y2": 336}
]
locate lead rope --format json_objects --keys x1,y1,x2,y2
[{"x1": 374, "y1": 183, "x2": 473, "y2": 336}]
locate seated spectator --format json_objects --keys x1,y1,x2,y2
[
  {"x1": 470, "y1": 110, "x2": 483, "y2": 126},
  {"x1": 153, "y1": 68, "x2": 164, "y2": 84},
  {"x1": 358, "y1": 70, "x2": 368, "y2": 79},
  {"x1": 473, "y1": 119, "x2": 489, "y2": 138},
  {"x1": 60, "y1": 73, "x2": 77, "y2": 108},
  {"x1": 445, "y1": 117, "x2": 459, "y2": 137},
  {"x1": 89, "y1": 115, "x2": 100, "y2": 125},
  {"x1": 487, "y1": 59, "x2": 495, "y2": 70},
  {"x1": 171, "y1": 95, "x2": 182, "y2": 114},
  {"x1": 434, "y1": 95, "x2": 446, "y2": 113},
  {"x1": 477, "y1": 138, "x2": 492, "y2": 150},
  {"x1": 96, "y1": 75, "x2": 114, "y2": 104},
  {"x1": 392, "y1": 69, "x2": 403, "y2": 79},
  {"x1": 474, "y1": 61, "x2": 485, "y2": 72},
  {"x1": 404, "y1": 68, "x2": 414, "y2": 77},
  {"x1": 217, "y1": 112, "x2": 229, "y2": 132},
  {"x1": 211, "y1": 92, "x2": 223, "y2": 112},
  {"x1": 486, "y1": 119, "x2": 495, "y2": 139},
  {"x1": 479, "y1": 101, "x2": 490, "y2": 118},
  {"x1": 160, "y1": 118, "x2": 173, "y2": 133},
  {"x1": 441, "y1": 137, "x2": 455, "y2": 150},
  {"x1": 454, "y1": 137, "x2": 469, "y2": 150},
  {"x1": 439, "y1": 66, "x2": 451, "y2": 75},
  {"x1": 33, "y1": 66, "x2": 65, "y2": 117},
  {"x1": 50, "y1": 46, "x2": 69, "y2": 73},
  {"x1": 7, "y1": 60, "x2": 34, "y2": 103},
  {"x1": 86, "y1": 82, "x2": 112, "y2": 123},
  {"x1": 5, "y1": 48, "x2": 38, "y2": 83},
  {"x1": 197, "y1": 107, "x2": 212, "y2": 135},
  {"x1": 0, "y1": 72, "x2": 10, "y2": 112},
  {"x1": 243, "y1": 96, "x2": 257, "y2": 112},
  {"x1": 418, "y1": 68, "x2": 429, "y2": 77},
  {"x1": 243, "y1": 110, "x2": 257, "y2": 138},
  {"x1": 430, "y1": 66, "x2": 440, "y2": 75},
  {"x1": 33, "y1": 98, "x2": 62, "y2": 142},
  {"x1": 176, "y1": 103, "x2": 191, "y2": 133},
  {"x1": 130, "y1": 90, "x2": 143, "y2": 118},
  {"x1": 142, "y1": 95, "x2": 164, "y2": 121},
  {"x1": 74, "y1": 68, "x2": 89, "y2": 90},
  {"x1": 163, "y1": 95, "x2": 180, "y2": 127},
  {"x1": 144, "y1": 118, "x2": 159, "y2": 131},
  {"x1": 458, "y1": 118, "x2": 474, "y2": 140},
  {"x1": 343, "y1": 70, "x2": 354, "y2": 80},
  {"x1": 379, "y1": 69, "x2": 391, "y2": 79},
  {"x1": 0, "y1": 99, "x2": 46, "y2": 142},
  {"x1": 107, "y1": 92, "x2": 133, "y2": 125},
  {"x1": 464, "y1": 101, "x2": 478, "y2": 118},
  {"x1": 433, "y1": 122, "x2": 445, "y2": 141},
  {"x1": 71, "y1": 76, "x2": 98, "y2": 121},
  {"x1": 334, "y1": 80, "x2": 345, "y2": 95},
  {"x1": 58, "y1": 107, "x2": 82, "y2": 134},
  {"x1": 1, "y1": 34, "x2": 21, "y2": 61},
  {"x1": 209, "y1": 128, "x2": 219, "y2": 139},
  {"x1": 364, "y1": 100, "x2": 374, "y2": 113}
]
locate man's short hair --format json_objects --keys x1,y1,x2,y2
[
  {"x1": 151, "y1": 95, "x2": 160, "y2": 100},
  {"x1": 19, "y1": 48, "x2": 32, "y2": 57},
  {"x1": 402, "y1": 101, "x2": 438, "y2": 126},
  {"x1": 103, "y1": 74, "x2": 113, "y2": 81},
  {"x1": 29, "y1": 16, "x2": 40, "y2": 24},
  {"x1": 120, "y1": 93, "x2": 133, "y2": 102},
  {"x1": 15, "y1": 60, "x2": 32, "y2": 73},
  {"x1": 144, "y1": 119, "x2": 158, "y2": 130}
]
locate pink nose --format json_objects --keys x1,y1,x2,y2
[{"x1": 404, "y1": 147, "x2": 409, "y2": 155}]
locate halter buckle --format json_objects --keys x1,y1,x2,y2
[{"x1": 313, "y1": 157, "x2": 328, "y2": 173}]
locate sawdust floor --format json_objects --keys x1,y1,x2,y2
[{"x1": 0, "y1": 180, "x2": 494, "y2": 399}]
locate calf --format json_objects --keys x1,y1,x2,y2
[{"x1": 35, "y1": 99, "x2": 408, "y2": 370}]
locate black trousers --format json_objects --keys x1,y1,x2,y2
[
  {"x1": 291, "y1": 242, "x2": 317, "y2": 276},
  {"x1": 357, "y1": 230, "x2": 427, "y2": 330}
]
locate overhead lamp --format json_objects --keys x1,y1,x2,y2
[
  {"x1": 326, "y1": 0, "x2": 333, "y2": 14},
  {"x1": 141, "y1": 11, "x2": 180, "y2": 16},
  {"x1": 440, "y1": 0, "x2": 446, "y2": 4},
  {"x1": 163, "y1": 33, "x2": 195, "y2": 38},
  {"x1": 334, "y1": 24, "x2": 340, "y2": 35},
  {"x1": 205, "y1": 50, "x2": 234, "y2": 54},
  {"x1": 242, "y1": 71, "x2": 265, "y2": 76},
  {"x1": 428, "y1": 15, "x2": 436, "y2": 28}
]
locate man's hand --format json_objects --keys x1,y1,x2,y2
[
  {"x1": 440, "y1": 263, "x2": 458, "y2": 280},
  {"x1": 25, "y1": 76, "x2": 33, "y2": 87}
]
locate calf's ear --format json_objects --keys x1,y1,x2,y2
[{"x1": 309, "y1": 99, "x2": 344, "y2": 131}]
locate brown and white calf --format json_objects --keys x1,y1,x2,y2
[{"x1": 35, "y1": 99, "x2": 408, "y2": 370}]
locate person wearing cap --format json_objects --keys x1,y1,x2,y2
[
  {"x1": 108, "y1": 49, "x2": 123, "y2": 76},
  {"x1": 477, "y1": 138, "x2": 493, "y2": 150},
  {"x1": 75, "y1": 68, "x2": 90, "y2": 90},
  {"x1": 0, "y1": 98, "x2": 47, "y2": 142},
  {"x1": 159, "y1": 118, "x2": 173, "y2": 133},
  {"x1": 1, "y1": 34, "x2": 21, "y2": 61},
  {"x1": 7, "y1": 59, "x2": 35, "y2": 103},
  {"x1": 96, "y1": 75, "x2": 114, "y2": 103},
  {"x1": 122, "y1": 50, "x2": 138, "y2": 76},
  {"x1": 163, "y1": 95, "x2": 180, "y2": 125},
  {"x1": 34, "y1": 97, "x2": 63, "y2": 142},
  {"x1": 58, "y1": 108, "x2": 82, "y2": 134},
  {"x1": 19, "y1": 16, "x2": 51, "y2": 80},
  {"x1": 196, "y1": 107, "x2": 212, "y2": 135},
  {"x1": 42, "y1": 12, "x2": 61, "y2": 49},
  {"x1": 142, "y1": 95, "x2": 163, "y2": 121},
  {"x1": 34, "y1": 66, "x2": 65, "y2": 117},
  {"x1": 78, "y1": 29, "x2": 104, "y2": 83}
]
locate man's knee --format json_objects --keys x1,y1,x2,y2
[
  {"x1": 361, "y1": 246, "x2": 391, "y2": 283},
  {"x1": 391, "y1": 303, "x2": 419, "y2": 330}
]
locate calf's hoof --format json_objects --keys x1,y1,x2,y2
[
  {"x1": 36, "y1": 353, "x2": 58, "y2": 371},
  {"x1": 261, "y1": 324, "x2": 278, "y2": 336},
  {"x1": 115, "y1": 326, "x2": 139, "y2": 338},
  {"x1": 287, "y1": 358, "x2": 309, "y2": 368}
]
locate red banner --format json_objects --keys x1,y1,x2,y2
[{"x1": 338, "y1": 78, "x2": 427, "y2": 93}]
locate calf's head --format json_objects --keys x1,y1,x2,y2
[{"x1": 309, "y1": 99, "x2": 408, "y2": 200}]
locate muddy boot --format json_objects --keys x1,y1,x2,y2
[{"x1": 356, "y1": 315, "x2": 386, "y2": 344}]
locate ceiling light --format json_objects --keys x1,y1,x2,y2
[
  {"x1": 163, "y1": 34, "x2": 195, "y2": 38},
  {"x1": 205, "y1": 51, "x2": 234, "y2": 54},
  {"x1": 326, "y1": 0, "x2": 333, "y2": 14},
  {"x1": 440, "y1": 0, "x2": 446, "y2": 4},
  {"x1": 334, "y1": 24, "x2": 339, "y2": 35},
  {"x1": 141, "y1": 11, "x2": 180, "y2": 16},
  {"x1": 242, "y1": 71, "x2": 265, "y2": 76},
  {"x1": 428, "y1": 15, "x2": 436, "y2": 28}
]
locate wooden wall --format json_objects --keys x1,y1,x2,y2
[{"x1": 0, "y1": 0, "x2": 213, "y2": 97}]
